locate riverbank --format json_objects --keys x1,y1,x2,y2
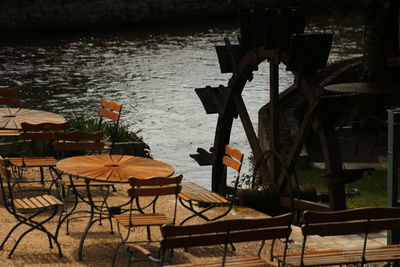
[{"x1": 0, "y1": 0, "x2": 238, "y2": 36}]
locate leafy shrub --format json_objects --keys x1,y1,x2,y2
[{"x1": 67, "y1": 113, "x2": 151, "y2": 157}]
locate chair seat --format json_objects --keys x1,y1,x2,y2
[
  {"x1": 179, "y1": 182, "x2": 229, "y2": 204},
  {"x1": 14, "y1": 194, "x2": 63, "y2": 210},
  {"x1": 279, "y1": 245, "x2": 400, "y2": 266},
  {"x1": 8, "y1": 156, "x2": 57, "y2": 167},
  {"x1": 167, "y1": 257, "x2": 272, "y2": 267},
  {"x1": 113, "y1": 213, "x2": 170, "y2": 227},
  {"x1": 0, "y1": 130, "x2": 20, "y2": 137}
]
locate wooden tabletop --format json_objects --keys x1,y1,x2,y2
[
  {"x1": 56, "y1": 154, "x2": 175, "y2": 182},
  {"x1": 0, "y1": 108, "x2": 66, "y2": 130},
  {"x1": 324, "y1": 82, "x2": 400, "y2": 95}
]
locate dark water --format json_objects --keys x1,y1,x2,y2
[{"x1": 0, "y1": 16, "x2": 364, "y2": 188}]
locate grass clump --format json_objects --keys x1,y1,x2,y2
[{"x1": 296, "y1": 167, "x2": 387, "y2": 208}]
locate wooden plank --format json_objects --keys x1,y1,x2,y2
[
  {"x1": 98, "y1": 108, "x2": 119, "y2": 121},
  {"x1": 165, "y1": 215, "x2": 291, "y2": 237},
  {"x1": 99, "y1": 98, "x2": 122, "y2": 112},
  {"x1": 222, "y1": 156, "x2": 241, "y2": 172},
  {"x1": 129, "y1": 175, "x2": 183, "y2": 186},
  {"x1": 0, "y1": 88, "x2": 19, "y2": 96},
  {"x1": 167, "y1": 257, "x2": 269, "y2": 267},
  {"x1": 21, "y1": 122, "x2": 67, "y2": 132},
  {"x1": 0, "y1": 97, "x2": 19, "y2": 105},
  {"x1": 232, "y1": 94, "x2": 270, "y2": 183},
  {"x1": 128, "y1": 185, "x2": 182, "y2": 197},
  {"x1": 224, "y1": 145, "x2": 243, "y2": 162}
]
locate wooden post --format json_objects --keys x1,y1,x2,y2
[
  {"x1": 387, "y1": 109, "x2": 400, "y2": 244},
  {"x1": 269, "y1": 57, "x2": 280, "y2": 183}
]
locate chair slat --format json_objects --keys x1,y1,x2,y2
[
  {"x1": 222, "y1": 155, "x2": 241, "y2": 172},
  {"x1": 166, "y1": 257, "x2": 271, "y2": 267},
  {"x1": 21, "y1": 122, "x2": 68, "y2": 132},
  {"x1": 20, "y1": 132, "x2": 56, "y2": 141},
  {"x1": 128, "y1": 185, "x2": 182, "y2": 197},
  {"x1": 98, "y1": 108, "x2": 120, "y2": 121},
  {"x1": 225, "y1": 144, "x2": 244, "y2": 162},
  {"x1": 164, "y1": 214, "x2": 291, "y2": 237},
  {"x1": 129, "y1": 175, "x2": 183, "y2": 186},
  {"x1": 0, "y1": 97, "x2": 19, "y2": 105},
  {"x1": 55, "y1": 131, "x2": 103, "y2": 141},
  {"x1": 54, "y1": 142, "x2": 105, "y2": 151},
  {"x1": 0, "y1": 88, "x2": 19, "y2": 96},
  {"x1": 100, "y1": 98, "x2": 122, "y2": 112}
]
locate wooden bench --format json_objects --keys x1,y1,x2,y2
[
  {"x1": 275, "y1": 207, "x2": 400, "y2": 266},
  {"x1": 126, "y1": 214, "x2": 292, "y2": 266}
]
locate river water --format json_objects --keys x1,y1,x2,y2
[{"x1": 0, "y1": 16, "x2": 364, "y2": 188}]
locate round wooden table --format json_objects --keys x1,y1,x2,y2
[
  {"x1": 56, "y1": 154, "x2": 175, "y2": 260},
  {"x1": 0, "y1": 108, "x2": 66, "y2": 129},
  {"x1": 324, "y1": 82, "x2": 400, "y2": 95},
  {"x1": 56, "y1": 154, "x2": 175, "y2": 182}
]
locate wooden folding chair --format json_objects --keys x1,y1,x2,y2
[
  {"x1": 118, "y1": 213, "x2": 292, "y2": 267},
  {"x1": 0, "y1": 157, "x2": 63, "y2": 258},
  {"x1": 53, "y1": 131, "x2": 115, "y2": 235},
  {"x1": 178, "y1": 144, "x2": 244, "y2": 224},
  {"x1": 8, "y1": 122, "x2": 68, "y2": 187},
  {"x1": 0, "y1": 87, "x2": 21, "y2": 137},
  {"x1": 111, "y1": 174, "x2": 183, "y2": 266},
  {"x1": 97, "y1": 98, "x2": 122, "y2": 154}
]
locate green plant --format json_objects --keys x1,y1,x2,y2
[
  {"x1": 239, "y1": 152, "x2": 387, "y2": 208},
  {"x1": 0, "y1": 136, "x2": 18, "y2": 143},
  {"x1": 66, "y1": 113, "x2": 151, "y2": 157}
]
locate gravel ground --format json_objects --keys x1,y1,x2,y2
[{"x1": 0, "y1": 169, "x2": 291, "y2": 267}]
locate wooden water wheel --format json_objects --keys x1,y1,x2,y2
[{"x1": 192, "y1": 8, "x2": 368, "y2": 213}]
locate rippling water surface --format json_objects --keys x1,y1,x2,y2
[{"x1": 0, "y1": 16, "x2": 364, "y2": 188}]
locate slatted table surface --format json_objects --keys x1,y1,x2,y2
[
  {"x1": 56, "y1": 154, "x2": 175, "y2": 182},
  {"x1": 0, "y1": 108, "x2": 66, "y2": 129}
]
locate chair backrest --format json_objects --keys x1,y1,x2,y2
[
  {"x1": 20, "y1": 122, "x2": 68, "y2": 157},
  {"x1": 222, "y1": 144, "x2": 244, "y2": 197},
  {"x1": 97, "y1": 98, "x2": 122, "y2": 153},
  {"x1": 300, "y1": 207, "x2": 400, "y2": 265},
  {"x1": 127, "y1": 174, "x2": 183, "y2": 198},
  {"x1": 127, "y1": 174, "x2": 183, "y2": 224},
  {"x1": 0, "y1": 156, "x2": 16, "y2": 213},
  {"x1": 53, "y1": 131, "x2": 105, "y2": 159},
  {"x1": 0, "y1": 88, "x2": 19, "y2": 106},
  {"x1": 161, "y1": 213, "x2": 292, "y2": 265}
]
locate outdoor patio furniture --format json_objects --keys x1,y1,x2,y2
[
  {"x1": 0, "y1": 87, "x2": 20, "y2": 137},
  {"x1": 53, "y1": 131, "x2": 114, "y2": 236},
  {"x1": 178, "y1": 144, "x2": 245, "y2": 224},
  {"x1": 55, "y1": 154, "x2": 175, "y2": 260},
  {"x1": 0, "y1": 157, "x2": 63, "y2": 259},
  {"x1": 8, "y1": 121, "x2": 68, "y2": 187},
  {"x1": 111, "y1": 174, "x2": 183, "y2": 266},
  {"x1": 97, "y1": 98, "x2": 122, "y2": 154},
  {"x1": 126, "y1": 213, "x2": 292, "y2": 266},
  {"x1": 274, "y1": 207, "x2": 400, "y2": 266}
]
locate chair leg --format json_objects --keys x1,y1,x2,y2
[
  {"x1": 125, "y1": 247, "x2": 132, "y2": 267},
  {"x1": 55, "y1": 187, "x2": 79, "y2": 239},
  {"x1": 39, "y1": 167, "x2": 45, "y2": 184},
  {"x1": 146, "y1": 226, "x2": 151, "y2": 241},
  {"x1": 8, "y1": 209, "x2": 62, "y2": 258},
  {"x1": 112, "y1": 242, "x2": 124, "y2": 267}
]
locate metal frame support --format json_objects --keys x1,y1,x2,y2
[{"x1": 387, "y1": 109, "x2": 400, "y2": 244}]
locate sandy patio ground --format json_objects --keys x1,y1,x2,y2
[{"x1": 0, "y1": 169, "x2": 287, "y2": 267}]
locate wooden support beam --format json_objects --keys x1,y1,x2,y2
[{"x1": 233, "y1": 93, "x2": 271, "y2": 183}]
